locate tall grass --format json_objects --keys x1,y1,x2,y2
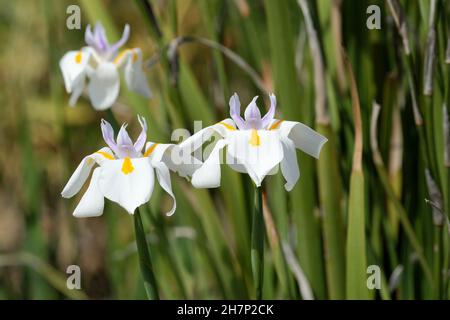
[{"x1": 0, "y1": 0, "x2": 449, "y2": 300}]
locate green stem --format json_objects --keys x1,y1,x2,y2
[
  {"x1": 134, "y1": 208, "x2": 160, "y2": 300},
  {"x1": 251, "y1": 187, "x2": 264, "y2": 300}
]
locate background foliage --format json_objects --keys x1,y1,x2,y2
[{"x1": 0, "y1": 0, "x2": 449, "y2": 299}]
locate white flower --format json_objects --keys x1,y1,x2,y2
[
  {"x1": 186, "y1": 93, "x2": 328, "y2": 191},
  {"x1": 59, "y1": 22, "x2": 151, "y2": 110},
  {"x1": 61, "y1": 116, "x2": 183, "y2": 217}
]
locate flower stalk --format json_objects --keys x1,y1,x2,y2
[
  {"x1": 251, "y1": 186, "x2": 264, "y2": 300},
  {"x1": 134, "y1": 207, "x2": 160, "y2": 300}
]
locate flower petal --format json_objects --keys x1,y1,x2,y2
[
  {"x1": 226, "y1": 130, "x2": 283, "y2": 186},
  {"x1": 68, "y1": 76, "x2": 85, "y2": 107},
  {"x1": 277, "y1": 120, "x2": 327, "y2": 158},
  {"x1": 108, "y1": 24, "x2": 130, "y2": 55},
  {"x1": 98, "y1": 157, "x2": 154, "y2": 214},
  {"x1": 61, "y1": 147, "x2": 113, "y2": 198},
  {"x1": 124, "y1": 48, "x2": 152, "y2": 98},
  {"x1": 229, "y1": 93, "x2": 246, "y2": 130},
  {"x1": 88, "y1": 62, "x2": 120, "y2": 110},
  {"x1": 134, "y1": 115, "x2": 147, "y2": 153},
  {"x1": 261, "y1": 93, "x2": 276, "y2": 129},
  {"x1": 152, "y1": 161, "x2": 176, "y2": 216},
  {"x1": 60, "y1": 49, "x2": 90, "y2": 93},
  {"x1": 191, "y1": 139, "x2": 227, "y2": 188},
  {"x1": 100, "y1": 119, "x2": 121, "y2": 156},
  {"x1": 280, "y1": 137, "x2": 300, "y2": 191},
  {"x1": 73, "y1": 168, "x2": 104, "y2": 218}
]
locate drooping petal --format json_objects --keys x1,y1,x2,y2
[
  {"x1": 280, "y1": 137, "x2": 300, "y2": 191},
  {"x1": 148, "y1": 142, "x2": 202, "y2": 178},
  {"x1": 61, "y1": 147, "x2": 114, "y2": 198},
  {"x1": 98, "y1": 157, "x2": 154, "y2": 214},
  {"x1": 177, "y1": 119, "x2": 234, "y2": 161},
  {"x1": 261, "y1": 93, "x2": 276, "y2": 129},
  {"x1": 124, "y1": 48, "x2": 152, "y2": 98},
  {"x1": 152, "y1": 161, "x2": 176, "y2": 216},
  {"x1": 88, "y1": 61, "x2": 120, "y2": 110},
  {"x1": 68, "y1": 75, "x2": 86, "y2": 107},
  {"x1": 73, "y1": 168, "x2": 104, "y2": 218},
  {"x1": 133, "y1": 115, "x2": 147, "y2": 153},
  {"x1": 226, "y1": 151, "x2": 247, "y2": 173},
  {"x1": 191, "y1": 139, "x2": 227, "y2": 188},
  {"x1": 229, "y1": 93, "x2": 246, "y2": 130},
  {"x1": 226, "y1": 130, "x2": 283, "y2": 186},
  {"x1": 277, "y1": 120, "x2": 327, "y2": 158},
  {"x1": 59, "y1": 49, "x2": 90, "y2": 93},
  {"x1": 108, "y1": 24, "x2": 130, "y2": 55}
]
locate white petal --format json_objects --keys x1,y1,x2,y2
[
  {"x1": 225, "y1": 151, "x2": 247, "y2": 174},
  {"x1": 277, "y1": 120, "x2": 327, "y2": 158},
  {"x1": 98, "y1": 157, "x2": 154, "y2": 214},
  {"x1": 124, "y1": 48, "x2": 152, "y2": 98},
  {"x1": 59, "y1": 49, "x2": 90, "y2": 93},
  {"x1": 88, "y1": 62, "x2": 120, "y2": 110},
  {"x1": 68, "y1": 76, "x2": 86, "y2": 106},
  {"x1": 61, "y1": 147, "x2": 113, "y2": 198},
  {"x1": 191, "y1": 139, "x2": 227, "y2": 188},
  {"x1": 73, "y1": 168, "x2": 104, "y2": 218},
  {"x1": 152, "y1": 161, "x2": 176, "y2": 216},
  {"x1": 149, "y1": 143, "x2": 201, "y2": 178},
  {"x1": 226, "y1": 130, "x2": 283, "y2": 186},
  {"x1": 280, "y1": 137, "x2": 300, "y2": 191}
]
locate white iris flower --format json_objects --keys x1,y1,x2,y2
[
  {"x1": 59, "y1": 22, "x2": 151, "y2": 110},
  {"x1": 61, "y1": 116, "x2": 187, "y2": 217},
  {"x1": 187, "y1": 93, "x2": 328, "y2": 191}
]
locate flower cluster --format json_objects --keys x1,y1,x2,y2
[{"x1": 61, "y1": 24, "x2": 327, "y2": 218}]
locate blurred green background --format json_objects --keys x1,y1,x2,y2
[{"x1": 0, "y1": 0, "x2": 449, "y2": 299}]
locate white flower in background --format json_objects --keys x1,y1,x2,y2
[
  {"x1": 59, "y1": 22, "x2": 151, "y2": 110},
  {"x1": 187, "y1": 93, "x2": 328, "y2": 191},
  {"x1": 61, "y1": 116, "x2": 185, "y2": 217}
]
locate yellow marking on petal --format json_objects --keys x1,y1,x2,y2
[
  {"x1": 269, "y1": 120, "x2": 283, "y2": 130},
  {"x1": 75, "y1": 51, "x2": 82, "y2": 64},
  {"x1": 144, "y1": 143, "x2": 159, "y2": 157},
  {"x1": 113, "y1": 49, "x2": 131, "y2": 65},
  {"x1": 121, "y1": 157, "x2": 134, "y2": 175},
  {"x1": 249, "y1": 129, "x2": 261, "y2": 147},
  {"x1": 96, "y1": 151, "x2": 115, "y2": 160},
  {"x1": 218, "y1": 122, "x2": 236, "y2": 131},
  {"x1": 132, "y1": 51, "x2": 138, "y2": 63}
]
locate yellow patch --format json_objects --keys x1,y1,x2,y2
[
  {"x1": 113, "y1": 49, "x2": 129, "y2": 65},
  {"x1": 121, "y1": 157, "x2": 134, "y2": 175},
  {"x1": 249, "y1": 129, "x2": 261, "y2": 146},
  {"x1": 75, "y1": 51, "x2": 82, "y2": 64},
  {"x1": 218, "y1": 122, "x2": 236, "y2": 131},
  {"x1": 269, "y1": 120, "x2": 283, "y2": 130},
  {"x1": 144, "y1": 143, "x2": 159, "y2": 157},
  {"x1": 96, "y1": 151, "x2": 115, "y2": 160},
  {"x1": 132, "y1": 51, "x2": 138, "y2": 63}
]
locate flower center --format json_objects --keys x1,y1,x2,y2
[
  {"x1": 249, "y1": 129, "x2": 261, "y2": 147},
  {"x1": 121, "y1": 157, "x2": 134, "y2": 174}
]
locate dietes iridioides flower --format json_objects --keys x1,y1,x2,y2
[
  {"x1": 60, "y1": 22, "x2": 151, "y2": 110},
  {"x1": 187, "y1": 93, "x2": 328, "y2": 191},
  {"x1": 61, "y1": 116, "x2": 185, "y2": 217}
]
